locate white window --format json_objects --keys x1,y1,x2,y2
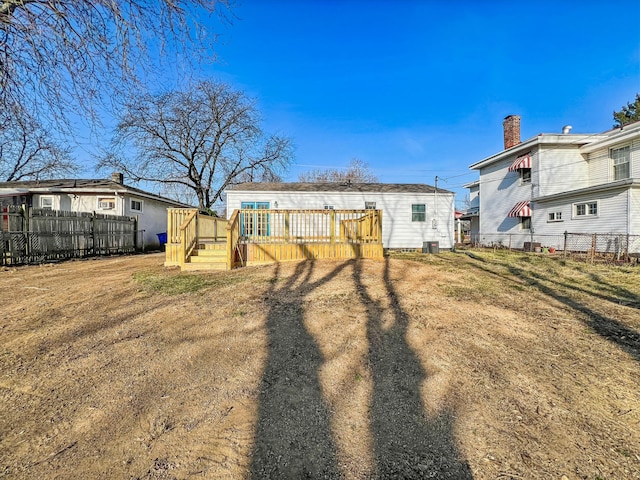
[
  {"x1": 548, "y1": 211, "x2": 563, "y2": 222},
  {"x1": 520, "y1": 168, "x2": 531, "y2": 184},
  {"x1": 574, "y1": 201, "x2": 598, "y2": 218},
  {"x1": 130, "y1": 199, "x2": 143, "y2": 212},
  {"x1": 97, "y1": 197, "x2": 115, "y2": 210},
  {"x1": 40, "y1": 196, "x2": 53, "y2": 210},
  {"x1": 323, "y1": 205, "x2": 334, "y2": 210},
  {"x1": 365, "y1": 201, "x2": 376, "y2": 210},
  {"x1": 520, "y1": 216, "x2": 531, "y2": 230},
  {"x1": 412, "y1": 204, "x2": 426, "y2": 222},
  {"x1": 612, "y1": 145, "x2": 630, "y2": 180}
]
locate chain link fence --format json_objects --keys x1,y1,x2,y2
[{"x1": 468, "y1": 232, "x2": 640, "y2": 263}]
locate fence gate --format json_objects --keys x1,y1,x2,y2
[{"x1": 0, "y1": 205, "x2": 28, "y2": 266}]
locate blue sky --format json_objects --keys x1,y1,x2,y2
[
  {"x1": 199, "y1": 0, "x2": 640, "y2": 206},
  {"x1": 84, "y1": 0, "x2": 639, "y2": 207}
]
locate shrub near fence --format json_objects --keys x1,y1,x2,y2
[
  {"x1": 471, "y1": 232, "x2": 640, "y2": 263},
  {"x1": 1, "y1": 206, "x2": 139, "y2": 266}
]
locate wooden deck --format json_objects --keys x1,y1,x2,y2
[{"x1": 165, "y1": 208, "x2": 383, "y2": 270}]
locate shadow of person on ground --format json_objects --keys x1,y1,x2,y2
[
  {"x1": 352, "y1": 258, "x2": 474, "y2": 479},
  {"x1": 250, "y1": 260, "x2": 348, "y2": 479}
]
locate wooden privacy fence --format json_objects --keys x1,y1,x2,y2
[
  {"x1": 0, "y1": 206, "x2": 138, "y2": 266},
  {"x1": 228, "y1": 209, "x2": 384, "y2": 268}
]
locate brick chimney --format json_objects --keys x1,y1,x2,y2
[
  {"x1": 502, "y1": 115, "x2": 521, "y2": 150},
  {"x1": 111, "y1": 172, "x2": 124, "y2": 184}
]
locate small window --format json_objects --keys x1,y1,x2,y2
[
  {"x1": 365, "y1": 201, "x2": 376, "y2": 210},
  {"x1": 323, "y1": 205, "x2": 334, "y2": 210},
  {"x1": 412, "y1": 204, "x2": 426, "y2": 222},
  {"x1": 612, "y1": 146, "x2": 630, "y2": 180},
  {"x1": 40, "y1": 196, "x2": 53, "y2": 210},
  {"x1": 130, "y1": 199, "x2": 143, "y2": 212},
  {"x1": 548, "y1": 211, "x2": 563, "y2": 222},
  {"x1": 98, "y1": 197, "x2": 115, "y2": 210},
  {"x1": 574, "y1": 201, "x2": 597, "y2": 218},
  {"x1": 520, "y1": 168, "x2": 531, "y2": 184},
  {"x1": 520, "y1": 216, "x2": 531, "y2": 230}
]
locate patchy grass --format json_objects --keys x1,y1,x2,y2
[
  {"x1": 132, "y1": 269, "x2": 253, "y2": 295},
  {"x1": 1, "y1": 252, "x2": 639, "y2": 479}
]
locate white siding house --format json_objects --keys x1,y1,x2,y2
[
  {"x1": 0, "y1": 173, "x2": 193, "y2": 249},
  {"x1": 467, "y1": 116, "x2": 640, "y2": 249},
  {"x1": 226, "y1": 182, "x2": 455, "y2": 250}
]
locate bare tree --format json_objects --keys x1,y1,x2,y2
[
  {"x1": 0, "y1": 106, "x2": 78, "y2": 181},
  {"x1": 0, "y1": 0, "x2": 231, "y2": 129},
  {"x1": 298, "y1": 158, "x2": 378, "y2": 183},
  {"x1": 99, "y1": 80, "x2": 294, "y2": 210}
]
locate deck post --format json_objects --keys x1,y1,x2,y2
[
  {"x1": 330, "y1": 210, "x2": 336, "y2": 244},
  {"x1": 284, "y1": 211, "x2": 290, "y2": 242}
]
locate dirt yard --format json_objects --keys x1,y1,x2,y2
[{"x1": 1, "y1": 251, "x2": 639, "y2": 479}]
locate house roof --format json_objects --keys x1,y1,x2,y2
[
  {"x1": 229, "y1": 182, "x2": 453, "y2": 194},
  {"x1": 469, "y1": 133, "x2": 606, "y2": 171},
  {"x1": 0, "y1": 178, "x2": 193, "y2": 207}
]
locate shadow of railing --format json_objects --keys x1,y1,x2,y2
[
  {"x1": 352, "y1": 257, "x2": 473, "y2": 478},
  {"x1": 464, "y1": 254, "x2": 640, "y2": 363}
]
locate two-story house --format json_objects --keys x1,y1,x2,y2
[{"x1": 467, "y1": 116, "x2": 640, "y2": 250}]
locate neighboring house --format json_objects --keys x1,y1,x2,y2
[
  {"x1": 0, "y1": 173, "x2": 193, "y2": 249},
  {"x1": 467, "y1": 116, "x2": 640, "y2": 248},
  {"x1": 459, "y1": 180, "x2": 479, "y2": 242},
  {"x1": 226, "y1": 182, "x2": 455, "y2": 250}
]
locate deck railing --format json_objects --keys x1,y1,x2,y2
[
  {"x1": 237, "y1": 209, "x2": 382, "y2": 244},
  {"x1": 166, "y1": 208, "x2": 384, "y2": 269},
  {"x1": 226, "y1": 209, "x2": 243, "y2": 270},
  {"x1": 165, "y1": 208, "x2": 228, "y2": 267},
  {"x1": 235, "y1": 209, "x2": 383, "y2": 265}
]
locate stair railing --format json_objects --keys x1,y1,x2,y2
[{"x1": 179, "y1": 209, "x2": 198, "y2": 267}]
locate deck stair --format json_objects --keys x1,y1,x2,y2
[{"x1": 182, "y1": 241, "x2": 228, "y2": 271}]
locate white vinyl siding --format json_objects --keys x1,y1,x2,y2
[
  {"x1": 587, "y1": 146, "x2": 613, "y2": 186},
  {"x1": 537, "y1": 145, "x2": 589, "y2": 197},
  {"x1": 631, "y1": 189, "x2": 640, "y2": 236},
  {"x1": 226, "y1": 189, "x2": 455, "y2": 250},
  {"x1": 534, "y1": 190, "x2": 629, "y2": 235},
  {"x1": 477, "y1": 154, "x2": 534, "y2": 244}
]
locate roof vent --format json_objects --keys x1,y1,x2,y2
[{"x1": 561, "y1": 125, "x2": 572, "y2": 134}]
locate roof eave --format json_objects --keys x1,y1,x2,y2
[
  {"x1": 534, "y1": 178, "x2": 640, "y2": 203},
  {"x1": 469, "y1": 134, "x2": 602, "y2": 171}
]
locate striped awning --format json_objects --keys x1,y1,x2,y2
[
  {"x1": 508, "y1": 201, "x2": 531, "y2": 217},
  {"x1": 508, "y1": 153, "x2": 532, "y2": 172}
]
